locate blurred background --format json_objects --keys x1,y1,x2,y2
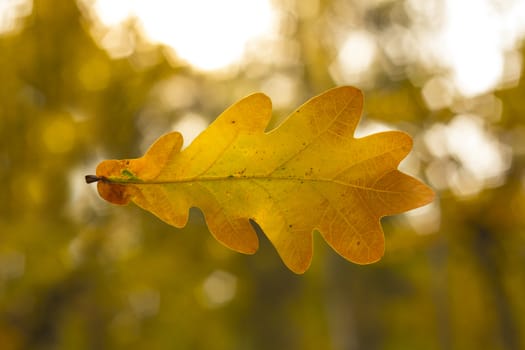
[{"x1": 1, "y1": 0, "x2": 525, "y2": 349}]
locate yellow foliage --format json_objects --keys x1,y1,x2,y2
[{"x1": 90, "y1": 87, "x2": 434, "y2": 273}]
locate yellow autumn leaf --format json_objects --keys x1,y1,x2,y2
[{"x1": 87, "y1": 86, "x2": 434, "y2": 273}]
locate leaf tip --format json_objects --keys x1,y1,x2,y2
[
  {"x1": 420, "y1": 183, "x2": 437, "y2": 206},
  {"x1": 287, "y1": 260, "x2": 311, "y2": 275},
  {"x1": 333, "y1": 85, "x2": 364, "y2": 105},
  {"x1": 145, "y1": 131, "x2": 183, "y2": 159}
]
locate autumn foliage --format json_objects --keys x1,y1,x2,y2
[{"x1": 88, "y1": 87, "x2": 434, "y2": 273}]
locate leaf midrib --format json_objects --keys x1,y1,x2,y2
[{"x1": 104, "y1": 174, "x2": 404, "y2": 195}]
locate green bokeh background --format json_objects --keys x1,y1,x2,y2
[{"x1": 1, "y1": 1, "x2": 525, "y2": 349}]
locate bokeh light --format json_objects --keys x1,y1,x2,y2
[
  {"x1": 424, "y1": 114, "x2": 512, "y2": 197},
  {"x1": 3, "y1": 0, "x2": 525, "y2": 349},
  {"x1": 406, "y1": 0, "x2": 525, "y2": 98},
  {"x1": 79, "y1": 0, "x2": 278, "y2": 71},
  {"x1": 0, "y1": 0, "x2": 32, "y2": 34},
  {"x1": 331, "y1": 30, "x2": 377, "y2": 86}
]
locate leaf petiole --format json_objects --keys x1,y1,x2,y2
[{"x1": 85, "y1": 175, "x2": 102, "y2": 184}]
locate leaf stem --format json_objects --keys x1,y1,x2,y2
[{"x1": 85, "y1": 175, "x2": 102, "y2": 184}]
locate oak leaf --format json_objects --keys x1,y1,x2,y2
[{"x1": 87, "y1": 86, "x2": 434, "y2": 273}]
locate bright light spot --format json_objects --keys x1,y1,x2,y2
[
  {"x1": 405, "y1": 0, "x2": 525, "y2": 97},
  {"x1": 381, "y1": 24, "x2": 418, "y2": 67},
  {"x1": 331, "y1": 30, "x2": 377, "y2": 85},
  {"x1": 201, "y1": 270, "x2": 237, "y2": 308},
  {"x1": 0, "y1": 0, "x2": 32, "y2": 34},
  {"x1": 442, "y1": 0, "x2": 503, "y2": 97},
  {"x1": 137, "y1": 0, "x2": 275, "y2": 71},
  {"x1": 172, "y1": 113, "x2": 209, "y2": 149},
  {"x1": 84, "y1": 0, "x2": 278, "y2": 71},
  {"x1": 423, "y1": 115, "x2": 512, "y2": 197},
  {"x1": 449, "y1": 167, "x2": 485, "y2": 198},
  {"x1": 422, "y1": 77, "x2": 454, "y2": 111},
  {"x1": 92, "y1": 0, "x2": 132, "y2": 26},
  {"x1": 423, "y1": 123, "x2": 449, "y2": 158},
  {"x1": 99, "y1": 25, "x2": 135, "y2": 58},
  {"x1": 445, "y1": 115, "x2": 510, "y2": 180},
  {"x1": 261, "y1": 74, "x2": 297, "y2": 109}
]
